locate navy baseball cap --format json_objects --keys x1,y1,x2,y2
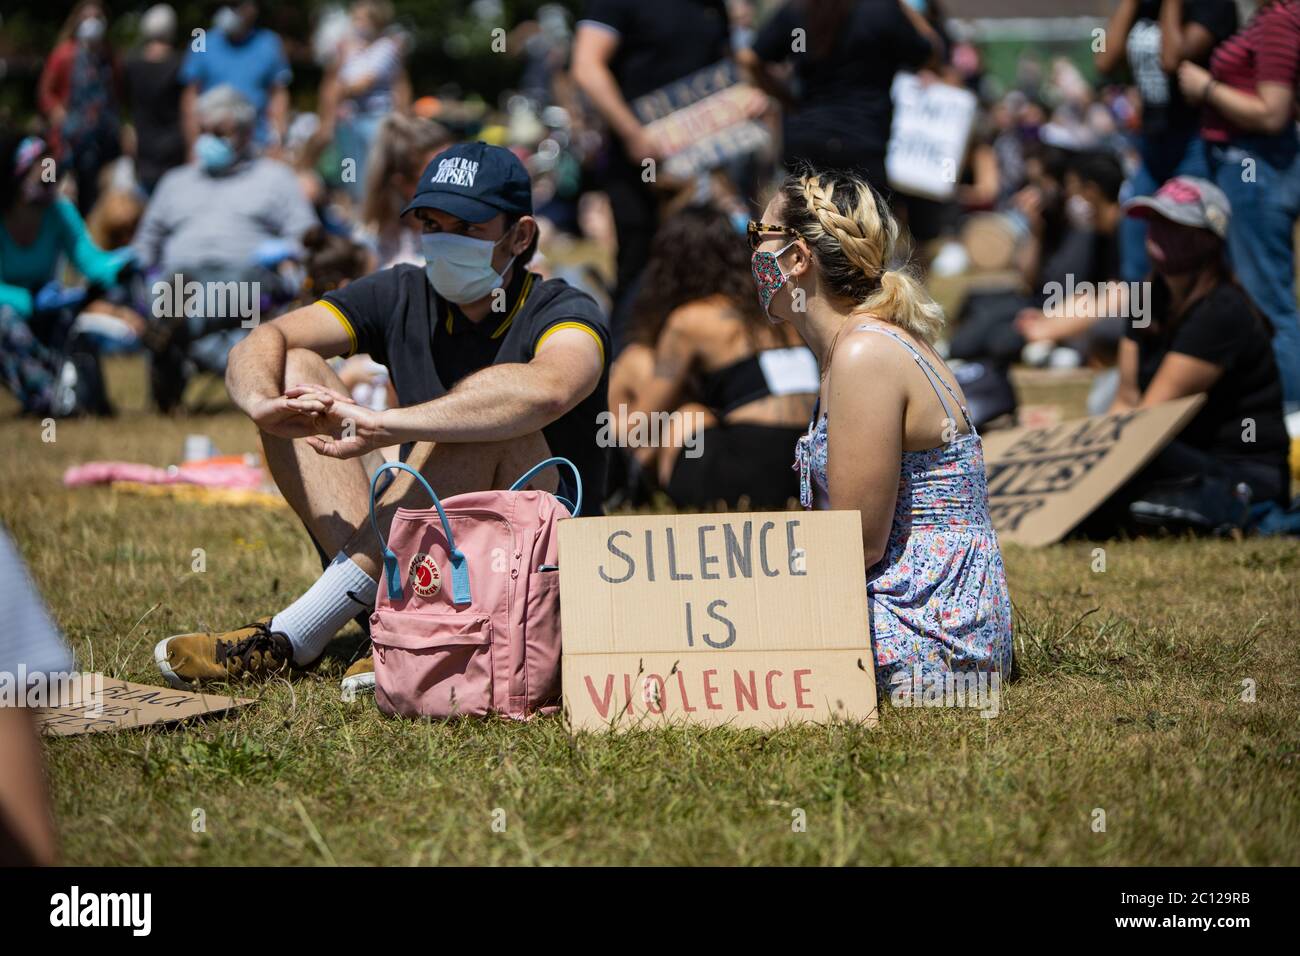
[{"x1": 401, "y1": 141, "x2": 532, "y2": 223}]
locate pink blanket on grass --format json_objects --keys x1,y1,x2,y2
[{"x1": 63, "y1": 460, "x2": 264, "y2": 490}]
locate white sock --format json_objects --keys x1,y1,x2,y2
[{"x1": 271, "y1": 553, "x2": 378, "y2": 666}]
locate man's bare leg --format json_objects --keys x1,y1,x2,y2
[
  {"x1": 262, "y1": 349, "x2": 384, "y2": 556},
  {"x1": 157, "y1": 356, "x2": 557, "y2": 685},
  {"x1": 271, "y1": 405, "x2": 554, "y2": 665}
]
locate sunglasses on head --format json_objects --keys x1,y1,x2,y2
[{"x1": 747, "y1": 220, "x2": 800, "y2": 251}]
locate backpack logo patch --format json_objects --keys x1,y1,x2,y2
[{"x1": 408, "y1": 552, "x2": 442, "y2": 597}]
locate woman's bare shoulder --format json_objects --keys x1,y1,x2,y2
[{"x1": 833, "y1": 322, "x2": 914, "y2": 375}]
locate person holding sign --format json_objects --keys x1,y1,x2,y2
[
  {"x1": 741, "y1": 0, "x2": 941, "y2": 193},
  {"x1": 750, "y1": 167, "x2": 1013, "y2": 696}
]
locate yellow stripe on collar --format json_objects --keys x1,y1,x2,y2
[
  {"x1": 442, "y1": 272, "x2": 536, "y2": 338},
  {"x1": 492, "y1": 271, "x2": 535, "y2": 339}
]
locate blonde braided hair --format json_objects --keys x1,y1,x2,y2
[{"x1": 780, "y1": 167, "x2": 945, "y2": 344}]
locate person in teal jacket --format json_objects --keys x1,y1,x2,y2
[
  {"x1": 1, "y1": 133, "x2": 130, "y2": 415},
  {"x1": 1, "y1": 136, "x2": 130, "y2": 318}
]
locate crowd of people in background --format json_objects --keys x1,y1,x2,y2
[{"x1": 2, "y1": 0, "x2": 1298, "y2": 532}]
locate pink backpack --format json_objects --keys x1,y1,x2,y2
[{"x1": 366, "y1": 458, "x2": 579, "y2": 720}]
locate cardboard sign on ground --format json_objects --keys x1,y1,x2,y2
[
  {"x1": 631, "y1": 60, "x2": 771, "y2": 181},
  {"x1": 35, "y1": 677, "x2": 253, "y2": 736},
  {"x1": 886, "y1": 72, "x2": 978, "y2": 201},
  {"x1": 559, "y1": 511, "x2": 877, "y2": 732},
  {"x1": 982, "y1": 395, "x2": 1205, "y2": 547}
]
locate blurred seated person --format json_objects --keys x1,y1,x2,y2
[
  {"x1": 78, "y1": 188, "x2": 150, "y2": 352},
  {"x1": 1094, "y1": 176, "x2": 1289, "y2": 534},
  {"x1": 131, "y1": 85, "x2": 317, "y2": 409},
  {"x1": 1012, "y1": 149, "x2": 1127, "y2": 362},
  {"x1": 0, "y1": 134, "x2": 132, "y2": 333},
  {"x1": 949, "y1": 147, "x2": 1127, "y2": 370},
  {"x1": 1, "y1": 131, "x2": 132, "y2": 416},
  {"x1": 610, "y1": 205, "x2": 818, "y2": 509},
  {"x1": 356, "y1": 113, "x2": 451, "y2": 269},
  {"x1": 292, "y1": 224, "x2": 396, "y2": 414}
]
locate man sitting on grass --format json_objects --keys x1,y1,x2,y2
[{"x1": 154, "y1": 142, "x2": 611, "y2": 694}]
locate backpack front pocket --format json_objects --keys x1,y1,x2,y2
[
  {"x1": 370, "y1": 609, "x2": 493, "y2": 718},
  {"x1": 517, "y1": 569, "x2": 561, "y2": 712}
]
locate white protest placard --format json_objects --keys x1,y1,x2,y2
[
  {"x1": 559, "y1": 511, "x2": 878, "y2": 731},
  {"x1": 886, "y1": 72, "x2": 977, "y2": 201}
]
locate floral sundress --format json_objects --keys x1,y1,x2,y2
[{"x1": 794, "y1": 325, "x2": 1014, "y2": 699}]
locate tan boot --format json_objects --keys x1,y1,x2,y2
[
  {"x1": 154, "y1": 619, "x2": 293, "y2": 688},
  {"x1": 341, "y1": 655, "x2": 375, "y2": 698}
]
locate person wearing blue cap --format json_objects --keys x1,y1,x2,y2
[{"x1": 153, "y1": 142, "x2": 611, "y2": 695}]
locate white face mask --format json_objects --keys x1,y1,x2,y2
[
  {"x1": 420, "y1": 230, "x2": 515, "y2": 304},
  {"x1": 77, "y1": 16, "x2": 107, "y2": 42}
]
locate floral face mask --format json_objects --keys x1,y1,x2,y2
[{"x1": 751, "y1": 239, "x2": 798, "y2": 323}]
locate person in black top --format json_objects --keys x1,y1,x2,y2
[
  {"x1": 1097, "y1": 175, "x2": 1289, "y2": 533},
  {"x1": 154, "y1": 143, "x2": 611, "y2": 693},
  {"x1": 571, "y1": 0, "x2": 731, "y2": 343},
  {"x1": 609, "y1": 205, "x2": 817, "y2": 509},
  {"x1": 741, "y1": 0, "x2": 940, "y2": 192},
  {"x1": 124, "y1": 5, "x2": 187, "y2": 194},
  {"x1": 1094, "y1": 0, "x2": 1237, "y2": 281}
]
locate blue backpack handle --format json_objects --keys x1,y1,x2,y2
[
  {"x1": 509, "y1": 456, "x2": 583, "y2": 517},
  {"x1": 368, "y1": 461, "x2": 471, "y2": 605}
]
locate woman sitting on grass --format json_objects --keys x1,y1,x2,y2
[
  {"x1": 750, "y1": 166, "x2": 1014, "y2": 698},
  {"x1": 1098, "y1": 176, "x2": 1290, "y2": 534}
]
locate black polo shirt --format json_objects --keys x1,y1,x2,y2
[{"x1": 319, "y1": 264, "x2": 611, "y2": 512}]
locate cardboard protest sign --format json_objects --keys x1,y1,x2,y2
[
  {"x1": 886, "y1": 73, "x2": 977, "y2": 201},
  {"x1": 35, "y1": 676, "x2": 253, "y2": 736},
  {"x1": 559, "y1": 512, "x2": 877, "y2": 731},
  {"x1": 982, "y1": 395, "x2": 1205, "y2": 547},
  {"x1": 631, "y1": 60, "x2": 771, "y2": 181}
]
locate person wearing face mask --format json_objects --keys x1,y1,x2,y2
[
  {"x1": 179, "y1": 1, "x2": 292, "y2": 151},
  {"x1": 154, "y1": 142, "x2": 610, "y2": 697},
  {"x1": 1092, "y1": 176, "x2": 1290, "y2": 534},
  {"x1": 131, "y1": 85, "x2": 317, "y2": 410},
  {"x1": 36, "y1": 1, "x2": 123, "y2": 216},
  {"x1": 0, "y1": 132, "x2": 129, "y2": 416},
  {"x1": 756, "y1": 166, "x2": 1012, "y2": 702}
]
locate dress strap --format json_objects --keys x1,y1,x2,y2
[{"x1": 856, "y1": 324, "x2": 974, "y2": 431}]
